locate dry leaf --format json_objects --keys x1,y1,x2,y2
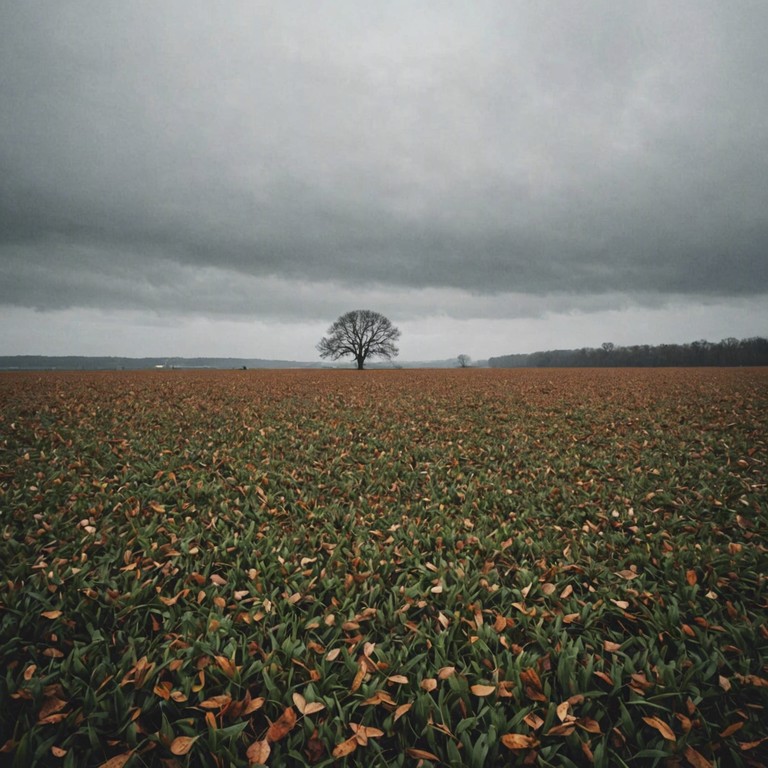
[
  {"x1": 351, "y1": 661, "x2": 367, "y2": 692},
  {"x1": 266, "y1": 707, "x2": 297, "y2": 742},
  {"x1": 406, "y1": 748, "x2": 440, "y2": 760},
  {"x1": 97, "y1": 753, "x2": 134, "y2": 768},
  {"x1": 39, "y1": 697, "x2": 68, "y2": 721},
  {"x1": 556, "y1": 700, "x2": 571, "y2": 722},
  {"x1": 243, "y1": 696, "x2": 265, "y2": 715},
  {"x1": 523, "y1": 712, "x2": 544, "y2": 731},
  {"x1": 350, "y1": 723, "x2": 384, "y2": 741},
  {"x1": 292, "y1": 692, "x2": 324, "y2": 715},
  {"x1": 738, "y1": 737, "x2": 768, "y2": 751},
  {"x1": 420, "y1": 678, "x2": 437, "y2": 692},
  {"x1": 470, "y1": 684, "x2": 496, "y2": 697},
  {"x1": 332, "y1": 737, "x2": 358, "y2": 758},
  {"x1": 501, "y1": 733, "x2": 539, "y2": 750},
  {"x1": 577, "y1": 717, "x2": 601, "y2": 734},
  {"x1": 246, "y1": 739, "x2": 271, "y2": 766},
  {"x1": 719, "y1": 721, "x2": 744, "y2": 738},
  {"x1": 214, "y1": 655, "x2": 237, "y2": 678},
  {"x1": 199, "y1": 694, "x2": 232, "y2": 710},
  {"x1": 683, "y1": 745, "x2": 713, "y2": 768},
  {"x1": 170, "y1": 736, "x2": 197, "y2": 756},
  {"x1": 642, "y1": 716, "x2": 676, "y2": 741},
  {"x1": 546, "y1": 722, "x2": 576, "y2": 736}
]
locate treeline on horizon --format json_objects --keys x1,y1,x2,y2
[{"x1": 489, "y1": 336, "x2": 768, "y2": 368}]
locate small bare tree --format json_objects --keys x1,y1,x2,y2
[
  {"x1": 457, "y1": 354, "x2": 471, "y2": 368},
  {"x1": 318, "y1": 310, "x2": 400, "y2": 370}
]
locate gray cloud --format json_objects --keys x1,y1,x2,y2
[{"x1": 1, "y1": 1, "x2": 767, "y2": 330}]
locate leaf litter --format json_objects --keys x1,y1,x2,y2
[{"x1": 0, "y1": 367, "x2": 766, "y2": 766}]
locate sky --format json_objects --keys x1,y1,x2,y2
[{"x1": 1, "y1": 2, "x2": 767, "y2": 362}]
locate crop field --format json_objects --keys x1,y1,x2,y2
[{"x1": 1, "y1": 368, "x2": 767, "y2": 768}]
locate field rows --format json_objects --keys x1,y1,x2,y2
[{"x1": 1, "y1": 369, "x2": 766, "y2": 767}]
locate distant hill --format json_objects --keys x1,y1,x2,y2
[{"x1": 489, "y1": 337, "x2": 768, "y2": 368}]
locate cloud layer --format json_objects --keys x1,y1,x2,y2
[{"x1": 1, "y1": 2, "x2": 766, "y2": 356}]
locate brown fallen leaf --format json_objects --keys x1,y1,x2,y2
[
  {"x1": 420, "y1": 678, "x2": 437, "y2": 692},
  {"x1": 394, "y1": 702, "x2": 412, "y2": 721},
  {"x1": 243, "y1": 696, "x2": 265, "y2": 715},
  {"x1": 642, "y1": 716, "x2": 676, "y2": 741},
  {"x1": 199, "y1": 694, "x2": 232, "y2": 710},
  {"x1": 39, "y1": 697, "x2": 68, "y2": 721},
  {"x1": 170, "y1": 736, "x2": 198, "y2": 756},
  {"x1": 719, "y1": 721, "x2": 744, "y2": 738},
  {"x1": 470, "y1": 684, "x2": 496, "y2": 697},
  {"x1": 577, "y1": 717, "x2": 601, "y2": 734},
  {"x1": 292, "y1": 692, "x2": 325, "y2": 716},
  {"x1": 406, "y1": 748, "x2": 440, "y2": 761},
  {"x1": 594, "y1": 670, "x2": 614, "y2": 685},
  {"x1": 266, "y1": 707, "x2": 297, "y2": 743},
  {"x1": 97, "y1": 752, "x2": 134, "y2": 768},
  {"x1": 332, "y1": 737, "x2": 358, "y2": 758},
  {"x1": 246, "y1": 739, "x2": 271, "y2": 765},
  {"x1": 683, "y1": 745, "x2": 713, "y2": 768},
  {"x1": 556, "y1": 700, "x2": 571, "y2": 722},
  {"x1": 214, "y1": 655, "x2": 237, "y2": 678},
  {"x1": 501, "y1": 733, "x2": 539, "y2": 750},
  {"x1": 546, "y1": 722, "x2": 576, "y2": 736},
  {"x1": 523, "y1": 712, "x2": 544, "y2": 731},
  {"x1": 41, "y1": 610, "x2": 63, "y2": 620},
  {"x1": 351, "y1": 660, "x2": 367, "y2": 692},
  {"x1": 350, "y1": 723, "x2": 385, "y2": 746},
  {"x1": 739, "y1": 737, "x2": 768, "y2": 751}
]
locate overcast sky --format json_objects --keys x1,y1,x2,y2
[{"x1": 1, "y1": 2, "x2": 767, "y2": 361}]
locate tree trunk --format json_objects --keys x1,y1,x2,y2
[{"x1": 356, "y1": 356, "x2": 365, "y2": 370}]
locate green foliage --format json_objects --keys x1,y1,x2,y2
[{"x1": 0, "y1": 368, "x2": 766, "y2": 767}]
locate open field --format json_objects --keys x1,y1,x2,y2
[{"x1": 1, "y1": 368, "x2": 767, "y2": 767}]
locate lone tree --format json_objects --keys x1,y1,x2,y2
[
  {"x1": 457, "y1": 354, "x2": 471, "y2": 368},
  {"x1": 318, "y1": 309, "x2": 400, "y2": 370}
]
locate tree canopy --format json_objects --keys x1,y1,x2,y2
[{"x1": 317, "y1": 310, "x2": 400, "y2": 370}]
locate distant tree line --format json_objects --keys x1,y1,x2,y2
[{"x1": 489, "y1": 337, "x2": 768, "y2": 368}]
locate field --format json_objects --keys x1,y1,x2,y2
[{"x1": 1, "y1": 368, "x2": 767, "y2": 768}]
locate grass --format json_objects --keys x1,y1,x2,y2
[{"x1": 1, "y1": 368, "x2": 766, "y2": 767}]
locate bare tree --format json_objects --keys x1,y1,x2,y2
[
  {"x1": 457, "y1": 354, "x2": 471, "y2": 368},
  {"x1": 318, "y1": 310, "x2": 400, "y2": 370}
]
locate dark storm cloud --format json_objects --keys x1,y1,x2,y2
[{"x1": 1, "y1": 1, "x2": 767, "y2": 320}]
